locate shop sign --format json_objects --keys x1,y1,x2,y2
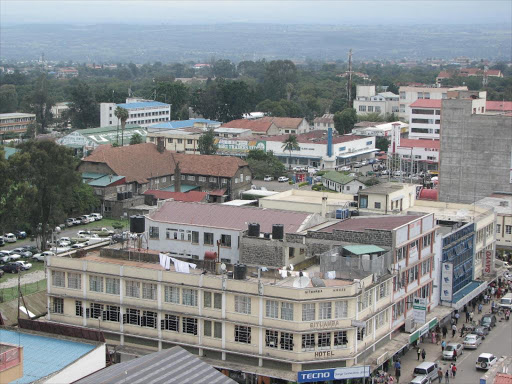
[
  {"x1": 484, "y1": 250, "x2": 493, "y2": 274},
  {"x1": 298, "y1": 366, "x2": 371, "y2": 383},
  {"x1": 441, "y1": 262, "x2": 453, "y2": 301},
  {"x1": 309, "y1": 320, "x2": 340, "y2": 329}
]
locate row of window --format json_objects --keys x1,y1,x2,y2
[
  {"x1": 392, "y1": 282, "x2": 432, "y2": 320},
  {"x1": 476, "y1": 223, "x2": 495, "y2": 243},
  {"x1": 393, "y1": 257, "x2": 433, "y2": 291},
  {"x1": 150, "y1": 227, "x2": 234, "y2": 249},
  {"x1": 411, "y1": 118, "x2": 441, "y2": 125},
  {"x1": 411, "y1": 108, "x2": 441, "y2": 115},
  {"x1": 395, "y1": 234, "x2": 433, "y2": 263},
  {"x1": 358, "y1": 105, "x2": 382, "y2": 113},
  {"x1": 496, "y1": 224, "x2": 512, "y2": 236}
]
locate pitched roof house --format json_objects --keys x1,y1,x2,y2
[{"x1": 221, "y1": 119, "x2": 280, "y2": 136}]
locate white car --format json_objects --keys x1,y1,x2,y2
[
  {"x1": 263, "y1": 175, "x2": 273, "y2": 181},
  {"x1": 463, "y1": 334, "x2": 482, "y2": 349},
  {"x1": 90, "y1": 213, "x2": 103, "y2": 221},
  {"x1": 338, "y1": 166, "x2": 351, "y2": 172},
  {"x1": 16, "y1": 260, "x2": 32, "y2": 270},
  {"x1": 0, "y1": 250, "x2": 21, "y2": 263},
  {"x1": 278, "y1": 176, "x2": 289, "y2": 182},
  {"x1": 504, "y1": 271, "x2": 512, "y2": 281},
  {"x1": 32, "y1": 251, "x2": 56, "y2": 262},
  {"x1": 476, "y1": 353, "x2": 497, "y2": 370},
  {"x1": 443, "y1": 342, "x2": 464, "y2": 360},
  {"x1": 77, "y1": 230, "x2": 91, "y2": 237},
  {"x1": 71, "y1": 243, "x2": 86, "y2": 249},
  {"x1": 360, "y1": 160, "x2": 367, "y2": 166}
]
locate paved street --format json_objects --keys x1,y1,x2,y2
[{"x1": 399, "y1": 299, "x2": 512, "y2": 384}]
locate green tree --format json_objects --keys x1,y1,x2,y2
[
  {"x1": 155, "y1": 81, "x2": 189, "y2": 120},
  {"x1": 7, "y1": 141, "x2": 97, "y2": 250},
  {"x1": 376, "y1": 137, "x2": 390, "y2": 152},
  {"x1": 67, "y1": 80, "x2": 99, "y2": 129},
  {"x1": 334, "y1": 108, "x2": 357, "y2": 134},
  {"x1": 212, "y1": 59, "x2": 237, "y2": 78},
  {"x1": 247, "y1": 150, "x2": 286, "y2": 179},
  {"x1": 386, "y1": 112, "x2": 399, "y2": 122},
  {"x1": 282, "y1": 134, "x2": 300, "y2": 169},
  {"x1": 0, "y1": 85, "x2": 18, "y2": 113},
  {"x1": 114, "y1": 106, "x2": 129, "y2": 146},
  {"x1": 129, "y1": 133, "x2": 144, "y2": 145},
  {"x1": 27, "y1": 74, "x2": 54, "y2": 133},
  {"x1": 264, "y1": 60, "x2": 297, "y2": 100},
  {"x1": 198, "y1": 129, "x2": 218, "y2": 155},
  {"x1": 357, "y1": 112, "x2": 385, "y2": 123}
]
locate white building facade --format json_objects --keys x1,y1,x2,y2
[
  {"x1": 100, "y1": 98, "x2": 171, "y2": 128},
  {"x1": 353, "y1": 85, "x2": 399, "y2": 118}
]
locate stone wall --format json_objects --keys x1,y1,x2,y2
[
  {"x1": 240, "y1": 236, "x2": 286, "y2": 267},
  {"x1": 307, "y1": 228, "x2": 393, "y2": 247}
]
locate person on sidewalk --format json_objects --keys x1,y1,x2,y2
[
  {"x1": 445, "y1": 369, "x2": 450, "y2": 383},
  {"x1": 460, "y1": 324, "x2": 466, "y2": 337},
  {"x1": 421, "y1": 348, "x2": 426, "y2": 361},
  {"x1": 441, "y1": 339, "x2": 446, "y2": 352},
  {"x1": 478, "y1": 303, "x2": 483, "y2": 314},
  {"x1": 466, "y1": 310, "x2": 470, "y2": 322},
  {"x1": 470, "y1": 310, "x2": 474, "y2": 323},
  {"x1": 451, "y1": 364, "x2": 457, "y2": 378},
  {"x1": 453, "y1": 349, "x2": 457, "y2": 362},
  {"x1": 455, "y1": 312, "x2": 460, "y2": 324},
  {"x1": 437, "y1": 367, "x2": 443, "y2": 383},
  {"x1": 394, "y1": 360, "x2": 401, "y2": 384},
  {"x1": 442, "y1": 325, "x2": 448, "y2": 339},
  {"x1": 452, "y1": 324, "x2": 457, "y2": 338},
  {"x1": 417, "y1": 346, "x2": 421, "y2": 360}
]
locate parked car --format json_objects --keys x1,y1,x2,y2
[
  {"x1": 307, "y1": 167, "x2": 318, "y2": 175},
  {"x1": 0, "y1": 236, "x2": 4, "y2": 247},
  {"x1": 413, "y1": 362, "x2": 439, "y2": 382},
  {"x1": 32, "y1": 251, "x2": 55, "y2": 262},
  {"x1": 71, "y1": 243, "x2": 86, "y2": 249},
  {"x1": 278, "y1": 176, "x2": 289, "y2": 183},
  {"x1": 77, "y1": 230, "x2": 91, "y2": 237},
  {"x1": 476, "y1": 353, "x2": 498, "y2": 370},
  {"x1": 480, "y1": 314, "x2": 497, "y2": 329},
  {"x1": 90, "y1": 213, "x2": 103, "y2": 221},
  {"x1": 443, "y1": 342, "x2": 463, "y2": 360},
  {"x1": 10, "y1": 248, "x2": 32, "y2": 258},
  {"x1": 472, "y1": 326, "x2": 489, "y2": 339},
  {"x1": 263, "y1": 175, "x2": 273, "y2": 181},
  {"x1": 338, "y1": 166, "x2": 351, "y2": 172},
  {"x1": 368, "y1": 158, "x2": 377, "y2": 164},
  {"x1": 1, "y1": 262, "x2": 21, "y2": 273},
  {"x1": 66, "y1": 218, "x2": 76, "y2": 227},
  {"x1": 353, "y1": 162, "x2": 363, "y2": 168},
  {"x1": 360, "y1": 160, "x2": 367, "y2": 166},
  {"x1": 79, "y1": 215, "x2": 91, "y2": 224},
  {"x1": 91, "y1": 228, "x2": 114, "y2": 236},
  {"x1": 4, "y1": 233, "x2": 17, "y2": 243},
  {"x1": 0, "y1": 251, "x2": 21, "y2": 263},
  {"x1": 393, "y1": 170, "x2": 403, "y2": 177},
  {"x1": 14, "y1": 230, "x2": 27, "y2": 239},
  {"x1": 381, "y1": 169, "x2": 389, "y2": 175},
  {"x1": 463, "y1": 334, "x2": 482, "y2": 349},
  {"x1": 15, "y1": 260, "x2": 32, "y2": 270},
  {"x1": 21, "y1": 245, "x2": 40, "y2": 254},
  {"x1": 409, "y1": 375, "x2": 430, "y2": 384},
  {"x1": 504, "y1": 271, "x2": 512, "y2": 281}
]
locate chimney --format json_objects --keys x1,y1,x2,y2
[
  {"x1": 327, "y1": 127, "x2": 333, "y2": 157},
  {"x1": 157, "y1": 138, "x2": 165, "y2": 153},
  {"x1": 321, "y1": 196, "x2": 328, "y2": 218},
  {"x1": 174, "y1": 161, "x2": 181, "y2": 193}
]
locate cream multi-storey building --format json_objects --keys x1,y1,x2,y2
[{"x1": 46, "y1": 252, "x2": 394, "y2": 381}]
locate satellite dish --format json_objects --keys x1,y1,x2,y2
[
  {"x1": 221, "y1": 263, "x2": 226, "y2": 271},
  {"x1": 289, "y1": 264, "x2": 294, "y2": 271},
  {"x1": 293, "y1": 276, "x2": 311, "y2": 288}
]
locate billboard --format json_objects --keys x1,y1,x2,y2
[
  {"x1": 484, "y1": 250, "x2": 494, "y2": 274},
  {"x1": 413, "y1": 297, "x2": 427, "y2": 325},
  {"x1": 441, "y1": 262, "x2": 453, "y2": 301},
  {"x1": 298, "y1": 366, "x2": 371, "y2": 383},
  {"x1": 215, "y1": 138, "x2": 266, "y2": 153}
]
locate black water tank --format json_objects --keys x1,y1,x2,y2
[
  {"x1": 117, "y1": 192, "x2": 124, "y2": 201},
  {"x1": 130, "y1": 215, "x2": 145, "y2": 233},
  {"x1": 248, "y1": 223, "x2": 260, "y2": 237},
  {"x1": 272, "y1": 224, "x2": 284, "y2": 240},
  {"x1": 127, "y1": 191, "x2": 133, "y2": 198},
  {"x1": 263, "y1": 232, "x2": 271, "y2": 239},
  {"x1": 234, "y1": 264, "x2": 247, "y2": 280}
]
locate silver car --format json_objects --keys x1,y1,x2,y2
[
  {"x1": 464, "y1": 334, "x2": 482, "y2": 349},
  {"x1": 443, "y1": 342, "x2": 463, "y2": 360}
]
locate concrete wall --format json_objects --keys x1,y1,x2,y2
[{"x1": 439, "y1": 99, "x2": 512, "y2": 203}]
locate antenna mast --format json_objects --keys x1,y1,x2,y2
[{"x1": 347, "y1": 49, "x2": 353, "y2": 108}]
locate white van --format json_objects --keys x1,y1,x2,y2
[
  {"x1": 409, "y1": 375, "x2": 431, "y2": 384},
  {"x1": 4, "y1": 233, "x2": 17, "y2": 243},
  {"x1": 413, "y1": 362, "x2": 438, "y2": 382},
  {"x1": 499, "y1": 293, "x2": 512, "y2": 310}
]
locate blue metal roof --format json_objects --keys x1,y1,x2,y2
[
  {"x1": 161, "y1": 184, "x2": 201, "y2": 192},
  {"x1": 87, "y1": 175, "x2": 125, "y2": 187},
  {"x1": 116, "y1": 101, "x2": 169, "y2": 109},
  {"x1": 150, "y1": 118, "x2": 221, "y2": 130},
  {"x1": 0, "y1": 329, "x2": 96, "y2": 383},
  {"x1": 452, "y1": 281, "x2": 485, "y2": 304}
]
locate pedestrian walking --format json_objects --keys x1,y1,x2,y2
[
  {"x1": 452, "y1": 324, "x2": 457, "y2": 338},
  {"x1": 453, "y1": 349, "x2": 457, "y2": 362},
  {"x1": 466, "y1": 311, "x2": 470, "y2": 322},
  {"x1": 417, "y1": 346, "x2": 421, "y2": 360},
  {"x1": 445, "y1": 370, "x2": 450, "y2": 384},
  {"x1": 470, "y1": 311, "x2": 474, "y2": 322},
  {"x1": 442, "y1": 325, "x2": 448, "y2": 339},
  {"x1": 460, "y1": 324, "x2": 465, "y2": 337},
  {"x1": 441, "y1": 340, "x2": 447, "y2": 352},
  {"x1": 478, "y1": 303, "x2": 483, "y2": 314},
  {"x1": 394, "y1": 360, "x2": 401, "y2": 384},
  {"x1": 455, "y1": 312, "x2": 460, "y2": 324},
  {"x1": 451, "y1": 364, "x2": 457, "y2": 378},
  {"x1": 437, "y1": 367, "x2": 443, "y2": 383},
  {"x1": 472, "y1": 301, "x2": 477, "y2": 311},
  {"x1": 421, "y1": 348, "x2": 426, "y2": 361}
]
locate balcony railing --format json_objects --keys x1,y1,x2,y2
[{"x1": 0, "y1": 347, "x2": 20, "y2": 372}]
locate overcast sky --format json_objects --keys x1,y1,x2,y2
[{"x1": 1, "y1": 0, "x2": 511, "y2": 25}]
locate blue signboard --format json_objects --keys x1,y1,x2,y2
[{"x1": 298, "y1": 366, "x2": 371, "y2": 383}]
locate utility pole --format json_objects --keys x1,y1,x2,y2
[{"x1": 347, "y1": 49, "x2": 353, "y2": 108}]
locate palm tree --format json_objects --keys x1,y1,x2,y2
[
  {"x1": 282, "y1": 134, "x2": 300, "y2": 170},
  {"x1": 114, "y1": 106, "x2": 129, "y2": 146}
]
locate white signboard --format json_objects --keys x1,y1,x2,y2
[
  {"x1": 441, "y1": 262, "x2": 453, "y2": 301},
  {"x1": 413, "y1": 297, "x2": 427, "y2": 325},
  {"x1": 333, "y1": 366, "x2": 371, "y2": 380}
]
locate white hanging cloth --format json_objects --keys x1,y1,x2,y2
[
  {"x1": 170, "y1": 257, "x2": 197, "y2": 274},
  {"x1": 159, "y1": 253, "x2": 168, "y2": 270}
]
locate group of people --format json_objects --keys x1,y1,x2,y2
[{"x1": 437, "y1": 364, "x2": 457, "y2": 383}]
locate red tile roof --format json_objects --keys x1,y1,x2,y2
[
  {"x1": 486, "y1": 101, "x2": 512, "y2": 112},
  {"x1": 208, "y1": 189, "x2": 227, "y2": 196},
  {"x1": 319, "y1": 215, "x2": 422, "y2": 233},
  {"x1": 460, "y1": 68, "x2": 480, "y2": 75},
  {"x1": 398, "y1": 139, "x2": 440, "y2": 150},
  {"x1": 495, "y1": 373, "x2": 512, "y2": 384},
  {"x1": 486, "y1": 69, "x2": 502, "y2": 77},
  {"x1": 260, "y1": 116, "x2": 304, "y2": 129},
  {"x1": 437, "y1": 71, "x2": 452, "y2": 79},
  {"x1": 82, "y1": 143, "x2": 248, "y2": 184},
  {"x1": 409, "y1": 99, "x2": 442, "y2": 108},
  {"x1": 143, "y1": 189, "x2": 208, "y2": 202},
  {"x1": 148, "y1": 200, "x2": 314, "y2": 233},
  {"x1": 221, "y1": 119, "x2": 275, "y2": 133}
]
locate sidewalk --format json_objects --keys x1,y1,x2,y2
[{"x1": 396, "y1": 300, "x2": 496, "y2": 383}]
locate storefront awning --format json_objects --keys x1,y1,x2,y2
[
  {"x1": 450, "y1": 281, "x2": 488, "y2": 310},
  {"x1": 337, "y1": 148, "x2": 379, "y2": 159}
]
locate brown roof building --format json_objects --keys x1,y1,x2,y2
[
  {"x1": 259, "y1": 116, "x2": 310, "y2": 135},
  {"x1": 221, "y1": 119, "x2": 280, "y2": 135}
]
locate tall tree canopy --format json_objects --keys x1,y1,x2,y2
[
  {"x1": 26, "y1": 74, "x2": 54, "y2": 133},
  {"x1": 66, "y1": 79, "x2": 99, "y2": 129},
  {"x1": 0, "y1": 85, "x2": 18, "y2": 113},
  {"x1": 282, "y1": 134, "x2": 300, "y2": 169},
  {"x1": 155, "y1": 81, "x2": 189, "y2": 120},
  {"x1": 334, "y1": 108, "x2": 358, "y2": 134},
  {"x1": 197, "y1": 129, "x2": 218, "y2": 155}
]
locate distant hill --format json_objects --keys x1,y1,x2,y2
[{"x1": 1, "y1": 23, "x2": 511, "y2": 63}]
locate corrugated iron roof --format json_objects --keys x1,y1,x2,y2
[
  {"x1": 75, "y1": 346, "x2": 235, "y2": 384},
  {"x1": 320, "y1": 215, "x2": 421, "y2": 232},
  {"x1": 343, "y1": 244, "x2": 386, "y2": 254}
]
